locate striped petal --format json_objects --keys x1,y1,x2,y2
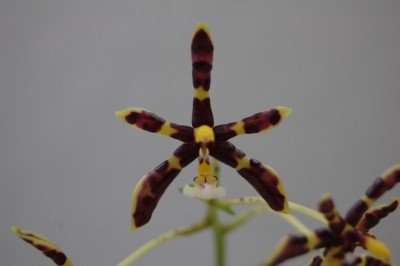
[
  {"x1": 344, "y1": 254, "x2": 392, "y2": 266},
  {"x1": 318, "y1": 194, "x2": 346, "y2": 235},
  {"x1": 130, "y1": 143, "x2": 198, "y2": 230},
  {"x1": 263, "y1": 228, "x2": 335, "y2": 266},
  {"x1": 356, "y1": 198, "x2": 399, "y2": 232},
  {"x1": 116, "y1": 107, "x2": 193, "y2": 142},
  {"x1": 306, "y1": 255, "x2": 323, "y2": 266},
  {"x1": 191, "y1": 22, "x2": 214, "y2": 128},
  {"x1": 214, "y1": 107, "x2": 292, "y2": 141},
  {"x1": 345, "y1": 164, "x2": 400, "y2": 227},
  {"x1": 209, "y1": 141, "x2": 290, "y2": 213},
  {"x1": 12, "y1": 227, "x2": 73, "y2": 266}
]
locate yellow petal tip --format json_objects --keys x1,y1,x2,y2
[
  {"x1": 365, "y1": 237, "x2": 391, "y2": 260},
  {"x1": 193, "y1": 22, "x2": 212, "y2": 42},
  {"x1": 277, "y1": 106, "x2": 292, "y2": 119},
  {"x1": 115, "y1": 110, "x2": 125, "y2": 118},
  {"x1": 281, "y1": 205, "x2": 292, "y2": 214},
  {"x1": 195, "y1": 22, "x2": 208, "y2": 31},
  {"x1": 128, "y1": 224, "x2": 137, "y2": 231}
]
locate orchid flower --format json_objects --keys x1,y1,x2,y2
[
  {"x1": 116, "y1": 22, "x2": 292, "y2": 230},
  {"x1": 263, "y1": 164, "x2": 400, "y2": 266}
]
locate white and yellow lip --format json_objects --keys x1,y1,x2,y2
[{"x1": 182, "y1": 183, "x2": 226, "y2": 200}]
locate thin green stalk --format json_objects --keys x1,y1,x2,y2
[
  {"x1": 221, "y1": 205, "x2": 311, "y2": 235},
  {"x1": 288, "y1": 201, "x2": 327, "y2": 225},
  {"x1": 275, "y1": 212, "x2": 311, "y2": 234},
  {"x1": 116, "y1": 218, "x2": 209, "y2": 266},
  {"x1": 222, "y1": 206, "x2": 269, "y2": 233},
  {"x1": 217, "y1": 197, "x2": 327, "y2": 225},
  {"x1": 207, "y1": 200, "x2": 225, "y2": 266}
]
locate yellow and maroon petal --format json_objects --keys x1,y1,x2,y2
[
  {"x1": 130, "y1": 143, "x2": 198, "y2": 230},
  {"x1": 116, "y1": 107, "x2": 194, "y2": 142},
  {"x1": 191, "y1": 22, "x2": 214, "y2": 128},
  {"x1": 358, "y1": 234, "x2": 391, "y2": 260},
  {"x1": 345, "y1": 164, "x2": 400, "y2": 227},
  {"x1": 263, "y1": 228, "x2": 335, "y2": 266},
  {"x1": 214, "y1": 107, "x2": 292, "y2": 141},
  {"x1": 12, "y1": 227, "x2": 73, "y2": 266},
  {"x1": 318, "y1": 194, "x2": 346, "y2": 235},
  {"x1": 306, "y1": 255, "x2": 323, "y2": 266},
  {"x1": 345, "y1": 254, "x2": 392, "y2": 266},
  {"x1": 356, "y1": 198, "x2": 399, "y2": 233},
  {"x1": 209, "y1": 141, "x2": 290, "y2": 213}
]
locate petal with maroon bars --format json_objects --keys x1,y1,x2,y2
[
  {"x1": 264, "y1": 165, "x2": 400, "y2": 265},
  {"x1": 214, "y1": 107, "x2": 292, "y2": 141},
  {"x1": 191, "y1": 22, "x2": 214, "y2": 128},
  {"x1": 318, "y1": 194, "x2": 346, "y2": 235},
  {"x1": 116, "y1": 107, "x2": 193, "y2": 142},
  {"x1": 306, "y1": 255, "x2": 323, "y2": 266},
  {"x1": 12, "y1": 227, "x2": 73, "y2": 266},
  {"x1": 356, "y1": 198, "x2": 399, "y2": 233},
  {"x1": 263, "y1": 228, "x2": 335, "y2": 266},
  {"x1": 345, "y1": 164, "x2": 400, "y2": 227},
  {"x1": 130, "y1": 143, "x2": 198, "y2": 230},
  {"x1": 344, "y1": 254, "x2": 392, "y2": 266},
  {"x1": 209, "y1": 141, "x2": 290, "y2": 213}
]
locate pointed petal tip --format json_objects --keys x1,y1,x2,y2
[
  {"x1": 116, "y1": 107, "x2": 149, "y2": 120},
  {"x1": 115, "y1": 110, "x2": 125, "y2": 119},
  {"x1": 193, "y1": 22, "x2": 213, "y2": 42},
  {"x1": 274, "y1": 197, "x2": 292, "y2": 214},
  {"x1": 195, "y1": 22, "x2": 208, "y2": 32},
  {"x1": 128, "y1": 224, "x2": 138, "y2": 231},
  {"x1": 320, "y1": 193, "x2": 333, "y2": 202},
  {"x1": 11, "y1": 226, "x2": 20, "y2": 233},
  {"x1": 364, "y1": 236, "x2": 392, "y2": 260},
  {"x1": 276, "y1": 106, "x2": 292, "y2": 119},
  {"x1": 281, "y1": 203, "x2": 292, "y2": 214},
  {"x1": 382, "y1": 163, "x2": 400, "y2": 177}
]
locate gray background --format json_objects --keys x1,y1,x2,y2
[{"x1": 1, "y1": 1, "x2": 399, "y2": 265}]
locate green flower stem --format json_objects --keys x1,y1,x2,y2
[
  {"x1": 216, "y1": 197, "x2": 327, "y2": 225},
  {"x1": 221, "y1": 205, "x2": 311, "y2": 235},
  {"x1": 116, "y1": 196, "x2": 317, "y2": 266},
  {"x1": 207, "y1": 200, "x2": 225, "y2": 266},
  {"x1": 288, "y1": 201, "x2": 327, "y2": 225},
  {"x1": 209, "y1": 160, "x2": 226, "y2": 266},
  {"x1": 116, "y1": 218, "x2": 210, "y2": 266},
  {"x1": 222, "y1": 206, "x2": 269, "y2": 233},
  {"x1": 277, "y1": 212, "x2": 311, "y2": 234}
]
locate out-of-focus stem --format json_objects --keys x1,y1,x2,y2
[
  {"x1": 217, "y1": 197, "x2": 327, "y2": 225},
  {"x1": 288, "y1": 201, "x2": 327, "y2": 225},
  {"x1": 222, "y1": 206, "x2": 269, "y2": 233},
  {"x1": 116, "y1": 218, "x2": 210, "y2": 266},
  {"x1": 276, "y1": 213, "x2": 311, "y2": 234},
  {"x1": 221, "y1": 206, "x2": 311, "y2": 235}
]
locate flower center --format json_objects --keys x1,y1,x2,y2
[
  {"x1": 194, "y1": 146, "x2": 217, "y2": 185},
  {"x1": 195, "y1": 125, "x2": 215, "y2": 145}
]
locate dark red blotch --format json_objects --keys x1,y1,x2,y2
[
  {"x1": 126, "y1": 110, "x2": 165, "y2": 133},
  {"x1": 243, "y1": 109, "x2": 281, "y2": 134},
  {"x1": 192, "y1": 98, "x2": 214, "y2": 127},
  {"x1": 191, "y1": 29, "x2": 213, "y2": 54}
]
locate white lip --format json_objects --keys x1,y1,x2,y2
[{"x1": 182, "y1": 183, "x2": 226, "y2": 200}]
